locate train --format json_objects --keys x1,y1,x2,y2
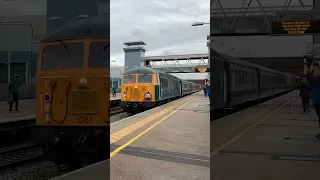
[
  {"x1": 210, "y1": 49, "x2": 299, "y2": 117},
  {"x1": 120, "y1": 67, "x2": 203, "y2": 114},
  {"x1": 35, "y1": 15, "x2": 109, "y2": 169}
]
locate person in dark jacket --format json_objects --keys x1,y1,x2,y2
[
  {"x1": 8, "y1": 74, "x2": 22, "y2": 112},
  {"x1": 207, "y1": 83, "x2": 211, "y2": 99},
  {"x1": 203, "y1": 86, "x2": 207, "y2": 97},
  {"x1": 299, "y1": 76, "x2": 311, "y2": 113},
  {"x1": 307, "y1": 69, "x2": 320, "y2": 138}
]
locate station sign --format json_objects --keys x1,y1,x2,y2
[
  {"x1": 271, "y1": 20, "x2": 320, "y2": 36},
  {"x1": 195, "y1": 68, "x2": 210, "y2": 72}
]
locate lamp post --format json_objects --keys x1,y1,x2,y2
[
  {"x1": 48, "y1": 14, "x2": 89, "y2": 21},
  {"x1": 3, "y1": 0, "x2": 18, "y2": 84},
  {"x1": 191, "y1": 22, "x2": 210, "y2": 26},
  {"x1": 192, "y1": 22, "x2": 210, "y2": 77}
]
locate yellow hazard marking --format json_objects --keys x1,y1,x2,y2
[
  {"x1": 110, "y1": 96, "x2": 194, "y2": 145},
  {"x1": 110, "y1": 93, "x2": 199, "y2": 158},
  {"x1": 210, "y1": 95, "x2": 294, "y2": 157}
]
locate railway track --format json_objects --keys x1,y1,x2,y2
[
  {"x1": 0, "y1": 142, "x2": 42, "y2": 169},
  {"x1": 110, "y1": 106, "x2": 124, "y2": 115}
]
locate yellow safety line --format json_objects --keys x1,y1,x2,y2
[
  {"x1": 110, "y1": 93, "x2": 199, "y2": 158},
  {"x1": 110, "y1": 97, "x2": 194, "y2": 144},
  {"x1": 210, "y1": 96, "x2": 294, "y2": 157}
]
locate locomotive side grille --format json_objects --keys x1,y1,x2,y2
[
  {"x1": 131, "y1": 90, "x2": 140, "y2": 100},
  {"x1": 70, "y1": 90, "x2": 98, "y2": 113}
]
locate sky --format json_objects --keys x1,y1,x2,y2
[
  {"x1": 0, "y1": 0, "x2": 210, "y2": 67},
  {"x1": 0, "y1": 0, "x2": 315, "y2": 64},
  {"x1": 110, "y1": 0, "x2": 209, "y2": 66}
]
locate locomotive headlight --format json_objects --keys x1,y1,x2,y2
[
  {"x1": 44, "y1": 93, "x2": 51, "y2": 102},
  {"x1": 144, "y1": 93, "x2": 152, "y2": 100},
  {"x1": 44, "y1": 103, "x2": 51, "y2": 113},
  {"x1": 135, "y1": 85, "x2": 138, "y2": 89},
  {"x1": 80, "y1": 78, "x2": 88, "y2": 85}
]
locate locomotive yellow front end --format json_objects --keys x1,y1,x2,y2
[
  {"x1": 120, "y1": 68, "x2": 159, "y2": 114},
  {"x1": 36, "y1": 39, "x2": 109, "y2": 127},
  {"x1": 35, "y1": 16, "x2": 110, "y2": 170}
]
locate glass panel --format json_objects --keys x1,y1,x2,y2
[
  {"x1": 42, "y1": 43, "x2": 84, "y2": 70},
  {"x1": 89, "y1": 42, "x2": 110, "y2": 68},
  {"x1": 123, "y1": 75, "x2": 136, "y2": 84},
  {"x1": 138, "y1": 74, "x2": 152, "y2": 83}
]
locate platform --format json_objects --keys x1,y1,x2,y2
[
  {"x1": 0, "y1": 93, "x2": 121, "y2": 124},
  {"x1": 52, "y1": 92, "x2": 210, "y2": 180},
  {"x1": 211, "y1": 91, "x2": 320, "y2": 180}
]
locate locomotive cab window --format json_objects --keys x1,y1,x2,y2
[
  {"x1": 138, "y1": 74, "x2": 153, "y2": 83},
  {"x1": 42, "y1": 43, "x2": 84, "y2": 70},
  {"x1": 154, "y1": 75, "x2": 159, "y2": 84},
  {"x1": 123, "y1": 75, "x2": 136, "y2": 84},
  {"x1": 89, "y1": 42, "x2": 110, "y2": 68}
]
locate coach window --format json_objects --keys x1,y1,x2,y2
[
  {"x1": 42, "y1": 43, "x2": 84, "y2": 70},
  {"x1": 251, "y1": 72, "x2": 254, "y2": 84},
  {"x1": 242, "y1": 71, "x2": 245, "y2": 84},
  {"x1": 245, "y1": 72, "x2": 247, "y2": 84},
  {"x1": 89, "y1": 42, "x2": 109, "y2": 68}
]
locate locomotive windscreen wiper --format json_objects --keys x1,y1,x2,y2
[
  {"x1": 98, "y1": 44, "x2": 110, "y2": 55},
  {"x1": 59, "y1": 40, "x2": 71, "y2": 52},
  {"x1": 139, "y1": 73, "x2": 147, "y2": 80}
]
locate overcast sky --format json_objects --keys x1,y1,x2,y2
[
  {"x1": 0, "y1": 0, "x2": 315, "y2": 65},
  {"x1": 0, "y1": 0, "x2": 209, "y2": 66},
  {"x1": 110, "y1": 0, "x2": 209, "y2": 66}
]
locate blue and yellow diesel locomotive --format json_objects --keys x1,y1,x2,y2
[{"x1": 120, "y1": 67, "x2": 202, "y2": 114}]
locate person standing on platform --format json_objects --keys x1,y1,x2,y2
[
  {"x1": 299, "y1": 76, "x2": 311, "y2": 113},
  {"x1": 8, "y1": 74, "x2": 22, "y2": 112},
  {"x1": 112, "y1": 86, "x2": 117, "y2": 97},
  {"x1": 203, "y1": 86, "x2": 207, "y2": 97},
  {"x1": 206, "y1": 83, "x2": 211, "y2": 99},
  {"x1": 307, "y1": 65, "x2": 320, "y2": 138}
]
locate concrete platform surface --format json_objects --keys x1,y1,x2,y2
[
  {"x1": 211, "y1": 91, "x2": 320, "y2": 180},
  {"x1": 110, "y1": 92, "x2": 210, "y2": 180},
  {"x1": 0, "y1": 99, "x2": 35, "y2": 122},
  {"x1": 0, "y1": 93, "x2": 120, "y2": 123}
]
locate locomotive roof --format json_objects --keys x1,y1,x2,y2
[
  {"x1": 124, "y1": 67, "x2": 180, "y2": 80},
  {"x1": 41, "y1": 15, "x2": 109, "y2": 43}
]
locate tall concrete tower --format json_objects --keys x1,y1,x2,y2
[{"x1": 123, "y1": 41, "x2": 146, "y2": 72}]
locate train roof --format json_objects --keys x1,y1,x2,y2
[
  {"x1": 123, "y1": 67, "x2": 180, "y2": 80},
  {"x1": 219, "y1": 53, "x2": 292, "y2": 76},
  {"x1": 41, "y1": 15, "x2": 109, "y2": 43}
]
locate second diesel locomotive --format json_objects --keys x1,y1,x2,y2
[{"x1": 120, "y1": 67, "x2": 202, "y2": 114}]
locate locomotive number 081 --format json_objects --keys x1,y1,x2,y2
[{"x1": 77, "y1": 116, "x2": 93, "y2": 124}]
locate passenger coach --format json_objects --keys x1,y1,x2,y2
[{"x1": 210, "y1": 50, "x2": 299, "y2": 118}]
